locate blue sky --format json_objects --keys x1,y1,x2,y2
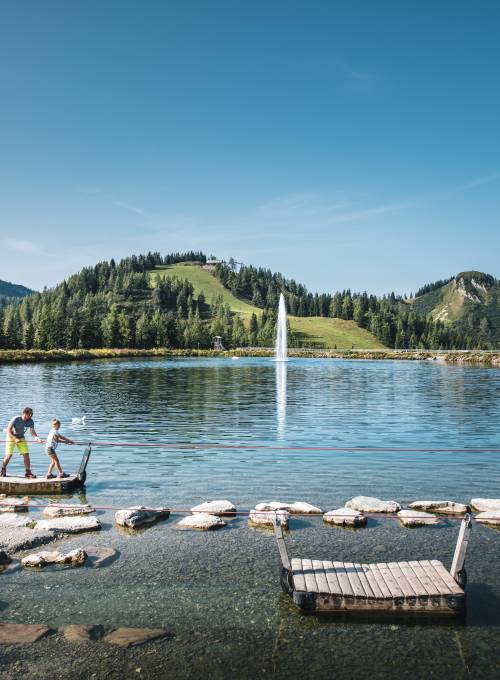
[{"x1": 0, "y1": 1, "x2": 499, "y2": 295}]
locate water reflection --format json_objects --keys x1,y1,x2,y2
[{"x1": 276, "y1": 361, "x2": 287, "y2": 438}]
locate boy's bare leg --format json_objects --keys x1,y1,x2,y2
[
  {"x1": 47, "y1": 458, "x2": 55, "y2": 477},
  {"x1": 52, "y1": 454, "x2": 63, "y2": 476}
]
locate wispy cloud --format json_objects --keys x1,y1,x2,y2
[
  {"x1": 447, "y1": 172, "x2": 500, "y2": 195},
  {"x1": 0, "y1": 238, "x2": 44, "y2": 255}
]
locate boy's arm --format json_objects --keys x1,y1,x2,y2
[{"x1": 56, "y1": 433, "x2": 74, "y2": 445}]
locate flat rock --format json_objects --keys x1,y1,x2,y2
[
  {"x1": 323, "y1": 508, "x2": 367, "y2": 527},
  {"x1": 0, "y1": 549, "x2": 12, "y2": 565},
  {"x1": 248, "y1": 509, "x2": 289, "y2": 528},
  {"x1": 255, "y1": 501, "x2": 292, "y2": 512},
  {"x1": 0, "y1": 623, "x2": 50, "y2": 644},
  {"x1": 176, "y1": 513, "x2": 226, "y2": 530},
  {"x1": 475, "y1": 511, "x2": 500, "y2": 527},
  {"x1": 115, "y1": 506, "x2": 170, "y2": 529},
  {"x1": 37, "y1": 516, "x2": 101, "y2": 534},
  {"x1": 397, "y1": 510, "x2": 439, "y2": 527},
  {"x1": 190, "y1": 500, "x2": 236, "y2": 515},
  {"x1": 0, "y1": 527, "x2": 59, "y2": 553},
  {"x1": 471, "y1": 498, "x2": 500, "y2": 513},
  {"x1": 22, "y1": 548, "x2": 87, "y2": 568},
  {"x1": 0, "y1": 514, "x2": 35, "y2": 528},
  {"x1": 346, "y1": 496, "x2": 402, "y2": 513},
  {"x1": 42, "y1": 504, "x2": 95, "y2": 518},
  {"x1": 103, "y1": 627, "x2": 170, "y2": 648},
  {"x1": 289, "y1": 502, "x2": 323, "y2": 514},
  {"x1": 84, "y1": 545, "x2": 119, "y2": 568},
  {"x1": 409, "y1": 500, "x2": 469, "y2": 514},
  {"x1": 59, "y1": 624, "x2": 100, "y2": 642},
  {"x1": 0, "y1": 496, "x2": 29, "y2": 513}
]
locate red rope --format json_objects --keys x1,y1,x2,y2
[{"x1": 2, "y1": 440, "x2": 499, "y2": 453}]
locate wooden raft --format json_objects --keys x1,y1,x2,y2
[
  {"x1": 275, "y1": 514, "x2": 471, "y2": 615},
  {"x1": 0, "y1": 446, "x2": 92, "y2": 495}
]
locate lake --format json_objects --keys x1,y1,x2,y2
[{"x1": 1, "y1": 357, "x2": 499, "y2": 679}]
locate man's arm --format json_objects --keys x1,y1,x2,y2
[
  {"x1": 29, "y1": 426, "x2": 43, "y2": 444},
  {"x1": 7, "y1": 421, "x2": 18, "y2": 441}
]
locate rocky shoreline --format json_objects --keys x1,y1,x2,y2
[{"x1": 0, "y1": 347, "x2": 498, "y2": 366}]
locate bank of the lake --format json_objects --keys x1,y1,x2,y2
[{"x1": 0, "y1": 347, "x2": 499, "y2": 366}]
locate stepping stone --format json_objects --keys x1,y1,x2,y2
[
  {"x1": 346, "y1": 496, "x2": 402, "y2": 513},
  {"x1": 36, "y1": 516, "x2": 101, "y2": 534},
  {"x1": 0, "y1": 550, "x2": 12, "y2": 565},
  {"x1": 248, "y1": 509, "x2": 289, "y2": 528},
  {"x1": 0, "y1": 497, "x2": 29, "y2": 513},
  {"x1": 103, "y1": 627, "x2": 170, "y2": 648},
  {"x1": 255, "y1": 501, "x2": 292, "y2": 512},
  {"x1": 84, "y1": 545, "x2": 119, "y2": 568},
  {"x1": 397, "y1": 510, "x2": 439, "y2": 527},
  {"x1": 409, "y1": 500, "x2": 469, "y2": 514},
  {"x1": 0, "y1": 514, "x2": 35, "y2": 528},
  {"x1": 323, "y1": 508, "x2": 367, "y2": 528},
  {"x1": 475, "y1": 511, "x2": 500, "y2": 527},
  {"x1": 289, "y1": 502, "x2": 323, "y2": 514},
  {"x1": 0, "y1": 527, "x2": 59, "y2": 553},
  {"x1": 176, "y1": 513, "x2": 226, "y2": 530},
  {"x1": 115, "y1": 507, "x2": 170, "y2": 529},
  {"x1": 22, "y1": 548, "x2": 87, "y2": 568},
  {"x1": 190, "y1": 500, "x2": 236, "y2": 515},
  {"x1": 42, "y1": 504, "x2": 95, "y2": 518},
  {"x1": 471, "y1": 498, "x2": 500, "y2": 513},
  {"x1": 0, "y1": 623, "x2": 50, "y2": 644},
  {"x1": 59, "y1": 624, "x2": 101, "y2": 642}
]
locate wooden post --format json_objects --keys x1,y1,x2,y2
[
  {"x1": 273, "y1": 514, "x2": 291, "y2": 571},
  {"x1": 450, "y1": 513, "x2": 472, "y2": 585}
]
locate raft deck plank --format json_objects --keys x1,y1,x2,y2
[{"x1": 290, "y1": 559, "x2": 465, "y2": 613}]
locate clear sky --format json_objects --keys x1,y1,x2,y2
[{"x1": 1, "y1": 1, "x2": 499, "y2": 295}]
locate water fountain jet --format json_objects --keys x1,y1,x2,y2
[{"x1": 275, "y1": 293, "x2": 288, "y2": 362}]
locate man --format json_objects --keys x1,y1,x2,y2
[{"x1": 1, "y1": 407, "x2": 43, "y2": 478}]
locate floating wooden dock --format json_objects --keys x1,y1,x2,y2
[
  {"x1": 0, "y1": 446, "x2": 92, "y2": 495},
  {"x1": 275, "y1": 514, "x2": 471, "y2": 615}
]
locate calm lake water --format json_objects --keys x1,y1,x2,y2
[{"x1": 1, "y1": 357, "x2": 499, "y2": 679}]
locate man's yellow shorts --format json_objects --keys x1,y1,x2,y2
[{"x1": 5, "y1": 438, "x2": 29, "y2": 456}]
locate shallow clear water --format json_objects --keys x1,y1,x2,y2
[{"x1": 1, "y1": 357, "x2": 499, "y2": 678}]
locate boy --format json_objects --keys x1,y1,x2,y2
[
  {"x1": 2, "y1": 407, "x2": 43, "y2": 478},
  {"x1": 45, "y1": 419, "x2": 74, "y2": 479}
]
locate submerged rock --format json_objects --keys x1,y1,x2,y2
[
  {"x1": 190, "y1": 500, "x2": 236, "y2": 515},
  {"x1": 0, "y1": 550, "x2": 12, "y2": 565},
  {"x1": 59, "y1": 624, "x2": 101, "y2": 642},
  {"x1": 22, "y1": 548, "x2": 87, "y2": 568},
  {"x1": 0, "y1": 623, "x2": 50, "y2": 644},
  {"x1": 248, "y1": 509, "x2": 289, "y2": 528},
  {"x1": 323, "y1": 508, "x2": 367, "y2": 527},
  {"x1": 104, "y1": 627, "x2": 170, "y2": 648},
  {"x1": 346, "y1": 496, "x2": 402, "y2": 513},
  {"x1": 84, "y1": 545, "x2": 119, "y2": 568},
  {"x1": 176, "y1": 513, "x2": 226, "y2": 530},
  {"x1": 0, "y1": 497, "x2": 29, "y2": 513},
  {"x1": 0, "y1": 527, "x2": 59, "y2": 553},
  {"x1": 115, "y1": 506, "x2": 170, "y2": 529},
  {"x1": 397, "y1": 510, "x2": 439, "y2": 527},
  {"x1": 37, "y1": 516, "x2": 101, "y2": 534},
  {"x1": 471, "y1": 498, "x2": 500, "y2": 513},
  {"x1": 42, "y1": 504, "x2": 95, "y2": 518},
  {"x1": 475, "y1": 511, "x2": 500, "y2": 527},
  {"x1": 409, "y1": 500, "x2": 469, "y2": 514}
]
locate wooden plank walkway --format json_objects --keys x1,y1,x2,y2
[{"x1": 290, "y1": 558, "x2": 464, "y2": 613}]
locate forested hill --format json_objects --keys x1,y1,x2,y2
[
  {"x1": 0, "y1": 279, "x2": 33, "y2": 301},
  {"x1": 409, "y1": 271, "x2": 500, "y2": 345},
  {"x1": 0, "y1": 252, "x2": 496, "y2": 351},
  {"x1": 213, "y1": 262, "x2": 497, "y2": 349}
]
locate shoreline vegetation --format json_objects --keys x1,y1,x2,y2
[{"x1": 0, "y1": 347, "x2": 498, "y2": 366}]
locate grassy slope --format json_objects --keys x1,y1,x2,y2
[{"x1": 151, "y1": 263, "x2": 386, "y2": 349}]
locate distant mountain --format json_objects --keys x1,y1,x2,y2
[
  {"x1": 0, "y1": 279, "x2": 33, "y2": 300},
  {"x1": 410, "y1": 271, "x2": 499, "y2": 346}
]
